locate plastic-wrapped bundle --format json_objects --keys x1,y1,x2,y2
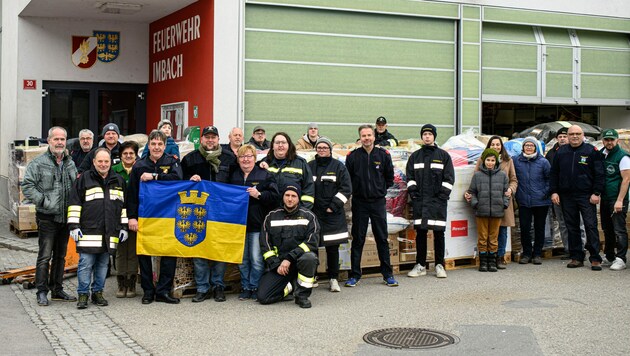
[
  {"x1": 386, "y1": 167, "x2": 407, "y2": 218},
  {"x1": 504, "y1": 138, "x2": 546, "y2": 158}
]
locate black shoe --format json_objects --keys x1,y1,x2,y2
[
  {"x1": 91, "y1": 291, "x2": 109, "y2": 306},
  {"x1": 77, "y1": 294, "x2": 89, "y2": 309},
  {"x1": 155, "y1": 293, "x2": 180, "y2": 304},
  {"x1": 192, "y1": 291, "x2": 209, "y2": 303},
  {"x1": 532, "y1": 256, "x2": 542, "y2": 265},
  {"x1": 519, "y1": 256, "x2": 531, "y2": 264},
  {"x1": 36, "y1": 291, "x2": 49, "y2": 306},
  {"x1": 213, "y1": 286, "x2": 226, "y2": 302},
  {"x1": 51, "y1": 290, "x2": 78, "y2": 302},
  {"x1": 295, "y1": 297, "x2": 312, "y2": 309},
  {"x1": 141, "y1": 293, "x2": 154, "y2": 304},
  {"x1": 567, "y1": 259, "x2": 584, "y2": 268}
]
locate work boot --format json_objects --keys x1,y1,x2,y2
[
  {"x1": 77, "y1": 294, "x2": 89, "y2": 309},
  {"x1": 497, "y1": 256, "x2": 507, "y2": 269},
  {"x1": 488, "y1": 253, "x2": 498, "y2": 272},
  {"x1": 91, "y1": 291, "x2": 108, "y2": 306},
  {"x1": 479, "y1": 254, "x2": 488, "y2": 272},
  {"x1": 295, "y1": 297, "x2": 312, "y2": 309},
  {"x1": 213, "y1": 286, "x2": 226, "y2": 302},
  {"x1": 126, "y1": 275, "x2": 137, "y2": 298},
  {"x1": 116, "y1": 276, "x2": 126, "y2": 298}
]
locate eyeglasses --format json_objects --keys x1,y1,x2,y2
[
  {"x1": 239, "y1": 155, "x2": 255, "y2": 160},
  {"x1": 274, "y1": 141, "x2": 288, "y2": 145},
  {"x1": 523, "y1": 144, "x2": 536, "y2": 148},
  {"x1": 316, "y1": 146, "x2": 330, "y2": 151},
  {"x1": 122, "y1": 152, "x2": 136, "y2": 156},
  {"x1": 79, "y1": 137, "x2": 93, "y2": 141}
]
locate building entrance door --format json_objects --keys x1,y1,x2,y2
[{"x1": 42, "y1": 81, "x2": 146, "y2": 138}]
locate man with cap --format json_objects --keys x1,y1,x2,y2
[
  {"x1": 181, "y1": 125, "x2": 237, "y2": 302},
  {"x1": 308, "y1": 136, "x2": 352, "y2": 292},
  {"x1": 374, "y1": 116, "x2": 398, "y2": 147},
  {"x1": 78, "y1": 123, "x2": 122, "y2": 174},
  {"x1": 248, "y1": 126, "x2": 270, "y2": 150},
  {"x1": 405, "y1": 124, "x2": 454, "y2": 279},
  {"x1": 550, "y1": 125, "x2": 605, "y2": 270},
  {"x1": 258, "y1": 185, "x2": 320, "y2": 308},
  {"x1": 600, "y1": 129, "x2": 630, "y2": 271},
  {"x1": 345, "y1": 124, "x2": 397, "y2": 287},
  {"x1": 141, "y1": 120, "x2": 180, "y2": 159},
  {"x1": 545, "y1": 127, "x2": 585, "y2": 259}
]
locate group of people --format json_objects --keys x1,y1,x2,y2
[{"x1": 21, "y1": 117, "x2": 628, "y2": 310}]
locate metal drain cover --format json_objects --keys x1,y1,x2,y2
[{"x1": 363, "y1": 328, "x2": 459, "y2": 350}]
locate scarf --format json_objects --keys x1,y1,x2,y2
[
  {"x1": 198, "y1": 146, "x2": 221, "y2": 173},
  {"x1": 523, "y1": 152, "x2": 537, "y2": 160}
]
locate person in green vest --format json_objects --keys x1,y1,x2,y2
[{"x1": 600, "y1": 129, "x2": 630, "y2": 271}]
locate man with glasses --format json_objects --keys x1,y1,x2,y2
[
  {"x1": 181, "y1": 126, "x2": 237, "y2": 303},
  {"x1": 78, "y1": 123, "x2": 122, "y2": 174},
  {"x1": 248, "y1": 126, "x2": 270, "y2": 150},
  {"x1": 599, "y1": 129, "x2": 629, "y2": 271},
  {"x1": 550, "y1": 125, "x2": 605, "y2": 270},
  {"x1": 70, "y1": 129, "x2": 95, "y2": 167}
]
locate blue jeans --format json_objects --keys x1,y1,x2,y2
[
  {"x1": 193, "y1": 259, "x2": 227, "y2": 293},
  {"x1": 238, "y1": 232, "x2": 264, "y2": 291},
  {"x1": 497, "y1": 226, "x2": 508, "y2": 257},
  {"x1": 77, "y1": 252, "x2": 109, "y2": 295}
]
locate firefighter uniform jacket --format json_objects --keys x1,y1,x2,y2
[
  {"x1": 78, "y1": 142, "x2": 122, "y2": 174},
  {"x1": 127, "y1": 153, "x2": 183, "y2": 219},
  {"x1": 263, "y1": 156, "x2": 315, "y2": 209},
  {"x1": 308, "y1": 155, "x2": 352, "y2": 246},
  {"x1": 346, "y1": 146, "x2": 394, "y2": 201},
  {"x1": 67, "y1": 167, "x2": 127, "y2": 254},
  {"x1": 261, "y1": 207, "x2": 320, "y2": 271},
  {"x1": 406, "y1": 145, "x2": 455, "y2": 231}
]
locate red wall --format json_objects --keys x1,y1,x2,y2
[{"x1": 147, "y1": 0, "x2": 213, "y2": 133}]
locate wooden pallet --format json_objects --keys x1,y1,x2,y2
[
  {"x1": 9, "y1": 221, "x2": 38, "y2": 238},
  {"x1": 542, "y1": 247, "x2": 566, "y2": 259},
  {"x1": 444, "y1": 256, "x2": 478, "y2": 270}
]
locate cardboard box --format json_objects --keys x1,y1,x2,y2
[
  {"x1": 317, "y1": 243, "x2": 351, "y2": 274},
  {"x1": 360, "y1": 233, "x2": 399, "y2": 267},
  {"x1": 13, "y1": 204, "x2": 37, "y2": 231},
  {"x1": 398, "y1": 228, "x2": 434, "y2": 263}
]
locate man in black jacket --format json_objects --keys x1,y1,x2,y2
[
  {"x1": 258, "y1": 185, "x2": 320, "y2": 308},
  {"x1": 550, "y1": 125, "x2": 605, "y2": 270},
  {"x1": 78, "y1": 123, "x2": 122, "y2": 173},
  {"x1": 374, "y1": 116, "x2": 398, "y2": 147},
  {"x1": 127, "y1": 130, "x2": 183, "y2": 304},
  {"x1": 345, "y1": 124, "x2": 397, "y2": 287},
  {"x1": 181, "y1": 125, "x2": 237, "y2": 303},
  {"x1": 406, "y1": 124, "x2": 454, "y2": 279}
]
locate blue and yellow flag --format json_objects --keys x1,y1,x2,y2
[{"x1": 138, "y1": 180, "x2": 249, "y2": 263}]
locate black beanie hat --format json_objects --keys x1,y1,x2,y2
[{"x1": 421, "y1": 124, "x2": 437, "y2": 138}]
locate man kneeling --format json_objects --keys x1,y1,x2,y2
[{"x1": 258, "y1": 185, "x2": 320, "y2": 308}]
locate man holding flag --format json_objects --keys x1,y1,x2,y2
[{"x1": 127, "y1": 130, "x2": 183, "y2": 304}]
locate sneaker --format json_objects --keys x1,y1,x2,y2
[
  {"x1": 601, "y1": 257, "x2": 612, "y2": 267},
  {"x1": 519, "y1": 256, "x2": 531, "y2": 264},
  {"x1": 329, "y1": 279, "x2": 341, "y2": 292},
  {"x1": 51, "y1": 290, "x2": 77, "y2": 302},
  {"x1": 36, "y1": 291, "x2": 49, "y2": 306},
  {"x1": 567, "y1": 259, "x2": 584, "y2": 268},
  {"x1": 91, "y1": 291, "x2": 108, "y2": 306},
  {"x1": 610, "y1": 257, "x2": 627, "y2": 271},
  {"x1": 192, "y1": 291, "x2": 210, "y2": 303},
  {"x1": 384, "y1": 276, "x2": 399, "y2": 287},
  {"x1": 532, "y1": 256, "x2": 542, "y2": 265},
  {"x1": 77, "y1": 294, "x2": 88, "y2": 309},
  {"x1": 407, "y1": 264, "x2": 427, "y2": 278},
  {"x1": 345, "y1": 277, "x2": 359, "y2": 287},
  {"x1": 213, "y1": 286, "x2": 226, "y2": 302},
  {"x1": 591, "y1": 261, "x2": 602, "y2": 271},
  {"x1": 251, "y1": 289, "x2": 258, "y2": 301},
  {"x1": 435, "y1": 264, "x2": 447, "y2": 278},
  {"x1": 238, "y1": 289, "x2": 252, "y2": 301}
]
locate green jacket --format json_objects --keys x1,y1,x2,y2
[
  {"x1": 112, "y1": 162, "x2": 132, "y2": 184},
  {"x1": 22, "y1": 149, "x2": 77, "y2": 223},
  {"x1": 603, "y1": 145, "x2": 630, "y2": 202}
]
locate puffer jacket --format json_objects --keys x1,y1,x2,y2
[
  {"x1": 513, "y1": 152, "x2": 551, "y2": 208},
  {"x1": 260, "y1": 206, "x2": 320, "y2": 270},
  {"x1": 308, "y1": 155, "x2": 352, "y2": 246},
  {"x1": 468, "y1": 165, "x2": 509, "y2": 218},
  {"x1": 67, "y1": 167, "x2": 127, "y2": 254},
  {"x1": 22, "y1": 149, "x2": 77, "y2": 223}
]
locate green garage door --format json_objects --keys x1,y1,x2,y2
[{"x1": 244, "y1": 3, "x2": 458, "y2": 144}]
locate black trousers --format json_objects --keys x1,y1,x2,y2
[
  {"x1": 601, "y1": 199, "x2": 629, "y2": 263},
  {"x1": 258, "y1": 252, "x2": 318, "y2": 305},
  {"x1": 416, "y1": 229, "x2": 445, "y2": 266},
  {"x1": 325, "y1": 244, "x2": 340, "y2": 279},
  {"x1": 559, "y1": 194, "x2": 601, "y2": 263},
  {"x1": 138, "y1": 255, "x2": 177, "y2": 297},
  {"x1": 350, "y1": 197, "x2": 392, "y2": 279},
  {"x1": 35, "y1": 219, "x2": 69, "y2": 294},
  {"x1": 519, "y1": 205, "x2": 550, "y2": 258}
]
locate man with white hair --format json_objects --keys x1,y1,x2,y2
[{"x1": 70, "y1": 129, "x2": 95, "y2": 167}]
